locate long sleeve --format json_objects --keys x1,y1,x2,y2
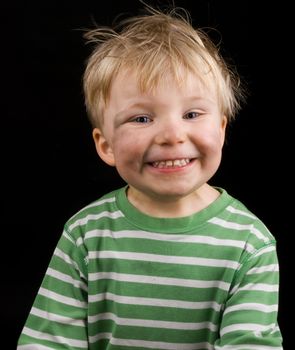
[
  {"x1": 17, "y1": 229, "x2": 89, "y2": 349},
  {"x1": 17, "y1": 188, "x2": 284, "y2": 349},
  {"x1": 214, "y1": 243, "x2": 283, "y2": 349}
]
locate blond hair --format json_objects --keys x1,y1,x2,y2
[{"x1": 83, "y1": 7, "x2": 245, "y2": 127}]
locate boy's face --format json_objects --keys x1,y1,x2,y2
[{"x1": 93, "y1": 69, "x2": 227, "y2": 215}]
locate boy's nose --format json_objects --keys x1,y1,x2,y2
[{"x1": 154, "y1": 121, "x2": 186, "y2": 145}]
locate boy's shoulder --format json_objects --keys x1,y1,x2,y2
[
  {"x1": 215, "y1": 188, "x2": 276, "y2": 247},
  {"x1": 64, "y1": 187, "x2": 125, "y2": 233}
]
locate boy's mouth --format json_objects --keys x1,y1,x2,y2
[{"x1": 151, "y1": 158, "x2": 191, "y2": 168}]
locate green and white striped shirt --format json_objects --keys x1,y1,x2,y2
[{"x1": 18, "y1": 187, "x2": 283, "y2": 349}]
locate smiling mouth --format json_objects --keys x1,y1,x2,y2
[{"x1": 151, "y1": 158, "x2": 191, "y2": 168}]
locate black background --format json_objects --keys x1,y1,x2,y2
[{"x1": 2, "y1": 0, "x2": 291, "y2": 348}]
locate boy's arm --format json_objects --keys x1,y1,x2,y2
[
  {"x1": 214, "y1": 243, "x2": 283, "y2": 350},
  {"x1": 17, "y1": 229, "x2": 88, "y2": 349}
]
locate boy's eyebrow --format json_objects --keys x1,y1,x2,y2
[
  {"x1": 184, "y1": 95, "x2": 216, "y2": 105},
  {"x1": 115, "y1": 102, "x2": 150, "y2": 116},
  {"x1": 113, "y1": 102, "x2": 151, "y2": 125}
]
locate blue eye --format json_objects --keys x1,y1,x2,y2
[
  {"x1": 133, "y1": 116, "x2": 151, "y2": 123},
  {"x1": 184, "y1": 111, "x2": 199, "y2": 119}
]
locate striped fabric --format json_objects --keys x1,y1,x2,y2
[{"x1": 17, "y1": 187, "x2": 283, "y2": 349}]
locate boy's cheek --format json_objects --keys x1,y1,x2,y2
[
  {"x1": 193, "y1": 130, "x2": 223, "y2": 150},
  {"x1": 113, "y1": 129, "x2": 144, "y2": 150}
]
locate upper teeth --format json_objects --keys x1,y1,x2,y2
[{"x1": 152, "y1": 159, "x2": 190, "y2": 168}]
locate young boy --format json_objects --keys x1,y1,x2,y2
[{"x1": 18, "y1": 7, "x2": 283, "y2": 350}]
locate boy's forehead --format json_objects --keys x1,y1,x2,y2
[{"x1": 111, "y1": 67, "x2": 216, "y2": 99}]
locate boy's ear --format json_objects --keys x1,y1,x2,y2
[
  {"x1": 220, "y1": 116, "x2": 227, "y2": 146},
  {"x1": 92, "y1": 128, "x2": 116, "y2": 166}
]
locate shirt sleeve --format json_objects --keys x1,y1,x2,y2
[
  {"x1": 214, "y1": 243, "x2": 283, "y2": 350},
  {"x1": 17, "y1": 228, "x2": 89, "y2": 349}
]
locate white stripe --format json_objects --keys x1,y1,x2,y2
[
  {"x1": 229, "y1": 282, "x2": 239, "y2": 295},
  {"x1": 230, "y1": 282, "x2": 278, "y2": 295},
  {"x1": 221, "y1": 322, "x2": 277, "y2": 336},
  {"x1": 63, "y1": 230, "x2": 76, "y2": 244},
  {"x1": 271, "y1": 325, "x2": 281, "y2": 334},
  {"x1": 21, "y1": 326, "x2": 88, "y2": 348},
  {"x1": 89, "y1": 332, "x2": 214, "y2": 350},
  {"x1": 46, "y1": 267, "x2": 87, "y2": 291},
  {"x1": 226, "y1": 205, "x2": 257, "y2": 219},
  {"x1": 70, "y1": 210, "x2": 123, "y2": 232},
  {"x1": 215, "y1": 344, "x2": 282, "y2": 350},
  {"x1": 18, "y1": 345, "x2": 57, "y2": 350},
  {"x1": 88, "y1": 312, "x2": 217, "y2": 331},
  {"x1": 223, "y1": 303, "x2": 278, "y2": 315},
  {"x1": 255, "y1": 245, "x2": 276, "y2": 257},
  {"x1": 247, "y1": 264, "x2": 279, "y2": 274},
  {"x1": 88, "y1": 332, "x2": 112, "y2": 343},
  {"x1": 111, "y1": 338, "x2": 214, "y2": 350},
  {"x1": 86, "y1": 196, "x2": 116, "y2": 207},
  {"x1": 84, "y1": 229, "x2": 254, "y2": 252},
  {"x1": 89, "y1": 271, "x2": 230, "y2": 290},
  {"x1": 237, "y1": 283, "x2": 278, "y2": 293},
  {"x1": 89, "y1": 250, "x2": 240, "y2": 269},
  {"x1": 89, "y1": 292, "x2": 222, "y2": 311},
  {"x1": 54, "y1": 247, "x2": 86, "y2": 280},
  {"x1": 208, "y1": 218, "x2": 269, "y2": 243},
  {"x1": 30, "y1": 306, "x2": 85, "y2": 327},
  {"x1": 39, "y1": 287, "x2": 87, "y2": 308},
  {"x1": 69, "y1": 196, "x2": 116, "y2": 220}
]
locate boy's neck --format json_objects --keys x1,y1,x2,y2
[{"x1": 126, "y1": 184, "x2": 220, "y2": 218}]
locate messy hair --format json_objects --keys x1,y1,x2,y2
[{"x1": 83, "y1": 6, "x2": 245, "y2": 128}]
